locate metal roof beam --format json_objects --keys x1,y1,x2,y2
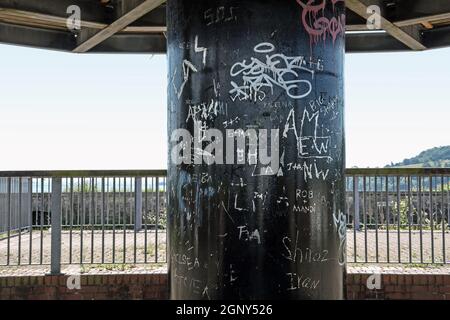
[
  {"x1": 0, "y1": 0, "x2": 110, "y2": 22},
  {"x1": 0, "y1": 22, "x2": 74, "y2": 51},
  {"x1": 346, "y1": 0, "x2": 426, "y2": 51},
  {"x1": 73, "y1": 0, "x2": 165, "y2": 53}
]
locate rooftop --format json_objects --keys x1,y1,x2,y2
[{"x1": 1, "y1": 0, "x2": 450, "y2": 53}]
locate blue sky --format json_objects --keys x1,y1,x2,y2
[{"x1": 0, "y1": 43, "x2": 448, "y2": 170}]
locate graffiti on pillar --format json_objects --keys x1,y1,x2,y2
[
  {"x1": 204, "y1": 6, "x2": 239, "y2": 26},
  {"x1": 282, "y1": 231, "x2": 329, "y2": 263},
  {"x1": 286, "y1": 273, "x2": 321, "y2": 291},
  {"x1": 194, "y1": 35, "x2": 208, "y2": 66},
  {"x1": 171, "y1": 35, "x2": 209, "y2": 100},
  {"x1": 168, "y1": 0, "x2": 346, "y2": 299},
  {"x1": 229, "y1": 42, "x2": 317, "y2": 102},
  {"x1": 296, "y1": 0, "x2": 346, "y2": 46},
  {"x1": 171, "y1": 60, "x2": 198, "y2": 100},
  {"x1": 172, "y1": 249, "x2": 215, "y2": 300},
  {"x1": 282, "y1": 108, "x2": 332, "y2": 160},
  {"x1": 276, "y1": 91, "x2": 343, "y2": 182},
  {"x1": 333, "y1": 209, "x2": 347, "y2": 266}
]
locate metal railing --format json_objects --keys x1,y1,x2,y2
[
  {"x1": 1, "y1": 168, "x2": 449, "y2": 272},
  {"x1": 346, "y1": 168, "x2": 450, "y2": 264},
  {"x1": 0, "y1": 170, "x2": 167, "y2": 273}
]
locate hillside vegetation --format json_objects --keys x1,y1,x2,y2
[{"x1": 385, "y1": 146, "x2": 450, "y2": 168}]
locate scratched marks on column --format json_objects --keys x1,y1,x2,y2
[
  {"x1": 172, "y1": 243, "x2": 238, "y2": 300},
  {"x1": 171, "y1": 35, "x2": 209, "y2": 100},
  {"x1": 283, "y1": 108, "x2": 332, "y2": 161},
  {"x1": 278, "y1": 93, "x2": 343, "y2": 182},
  {"x1": 282, "y1": 230, "x2": 328, "y2": 291},
  {"x1": 168, "y1": 0, "x2": 345, "y2": 299},
  {"x1": 296, "y1": 0, "x2": 346, "y2": 46},
  {"x1": 172, "y1": 60, "x2": 198, "y2": 100},
  {"x1": 204, "y1": 6, "x2": 239, "y2": 27},
  {"x1": 229, "y1": 42, "x2": 323, "y2": 102},
  {"x1": 333, "y1": 209, "x2": 347, "y2": 266}
]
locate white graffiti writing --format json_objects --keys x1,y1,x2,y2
[
  {"x1": 229, "y1": 42, "x2": 315, "y2": 102},
  {"x1": 283, "y1": 108, "x2": 332, "y2": 160},
  {"x1": 333, "y1": 209, "x2": 346, "y2": 266}
]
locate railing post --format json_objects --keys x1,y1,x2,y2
[
  {"x1": 134, "y1": 177, "x2": 142, "y2": 231},
  {"x1": 354, "y1": 176, "x2": 360, "y2": 231},
  {"x1": 155, "y1": 177, "x2": 159, "y2": 263},
  {"x1": 28, "y1": 177, "x2": 33, "y2": 231},
  {"x1": 50, "y1": 177, "x2": 62, "y2": 275}
]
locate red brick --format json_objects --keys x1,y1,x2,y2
[
  {"x1": 346, "y1": 274, "x2": 354, "y2": 284},
  {"x1": 348, "y1": 292, "x2": 362, "y2": 300},
  {"x1": 43, "y1": 276, "x2": 52, "y2": 286},
  {"x1": 143, "y1": 291, "x2": 158, "y2": 299},
  {"x1": 61, "y1": 293, "x2": 83, "y2": 300},
  {"x1": 413, "y1": 275, "x2": 429, "y2": 285},
  {"x1": 410, "y1": 292, "x2": 438, "y2": 300},
  {"x1": 0, "y1": 288, "x2": 11, "y2": 296},
  {"x1": 59, "y1": 276, "x2": 67, "y2": 286},
  {"x1": 348, "y1": 284, "x2": 361, "y2": 293},
  {"x1": 106, "y1": 275, "x2": 116, "y2": 284},
  {"x1": 151, "y1": 275, "x2": 159, "y2": 285},
  {"x1": 410, "y1": 285, "x2": 427, "y2": 293},
  {"x1": 394, "y1": 285, "x2": 410, "y2": 293},
  {"x1": 28, "y1": 276, "x2": 44, "y2": 286},
  {"x1": 438, "y1": 286, "x2": 450, "y2": 294},
  {"x1": 45, "y1": 286, "x2": 56, "y2": 297},
  {"x1": 14, "y1": 276, "x2": 26, "y2": 286},
  {"x1": 142, "y1": 275, "x2": 154, "y2": 285},
  {"x1": 359, "y1": 274, "x2": 369, "y2": 284},
  {"x1": 26, "y1": 295, "x2": 48, "y2": 300},
  {"x1": 159, "y1": 274, "x2": 168, "y2": 285},
  {"x1": 444, "y1": 276, "x2": 450, "y2": 286},
  {"x1": 391, "y1": 275, "x2": 399, "y2": 285},
  {"x1": 0, "y1": 277, "x2": 8, "y2": 287},
  {"x1": 32, "y1": 287, "x2": 46, "y2": 295},
  {"x1": 385, "y1": 292, "x2": 410, "y2": 300},
  {"x1": 136, "y1": 275, "x2": 146, "y2": 284},
  {"x1": 81, "y1": 293, "x2": 96, "y2": 300},
  {"x1": 384, "y1": 285, "x2": 398, "y2": 293},
  {"x1": 404, "y1": 275, "x2": 414, "y2": 285},
  {"x1": 434, "y1": 275, "x2": 443, "y2": 285},
  {"x1": 128, "y1": 275, "x2": 138, "y2": 284},
  {"x1": 81, "y1": 276, "x2": 88, "y2": 286},
  {"x1": 7, "y1": 277, "x2": 15, "y2": 286}
]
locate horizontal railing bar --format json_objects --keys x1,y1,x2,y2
[
  {"x1": 0, "y1": 168, "x2": 448, "y2": 178},
  {"x1": 346, "y1": 168, "x2": 450, "y2": 176},
  {"x1": 0, "y1": 170, "x2": 168, "y2": 178}
]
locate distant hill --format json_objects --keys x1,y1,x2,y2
[{"x1": 385, "y1": 146, "x2": 450, "y2": 168}]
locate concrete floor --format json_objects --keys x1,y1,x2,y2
[
  {"x1": 1, "y1": 229, "x2": 449, "y2": 269},
  {"x1": 0, "y1": 229, "x2": 167, "y2": 266}
]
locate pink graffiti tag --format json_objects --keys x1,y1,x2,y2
[{"x1": 296, "y1": 0, "x2": 345, "y2": 46}]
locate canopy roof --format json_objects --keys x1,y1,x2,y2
[{"x1": 0, "y1": 0, "x2": 449, "y2": 53}]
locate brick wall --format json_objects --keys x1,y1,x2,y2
[
  {"x1": 1, "y1": 272, "x2": 450, "y2": 300},
  {"x1": 0, "y1": 273, "x2": 168, "y2": 300},
  {"x1": 347, "y1": 273, "x2": 450, "y2": 300}
]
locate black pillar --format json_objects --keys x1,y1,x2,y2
[{"x1": 167, "y1": 0, "x2": 346, "y2": 300}]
